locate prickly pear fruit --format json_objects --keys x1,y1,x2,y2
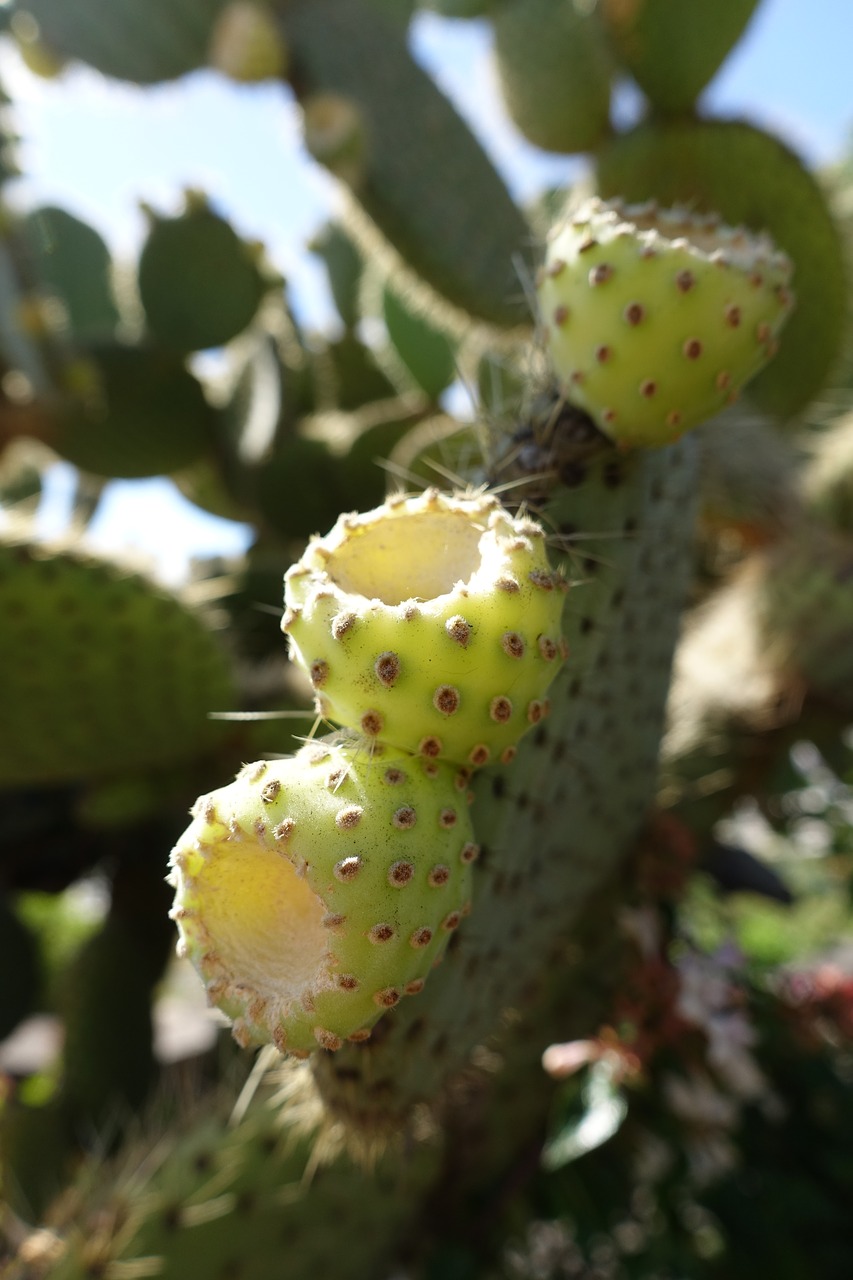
[
  {"x1": 282, "y1": 489, "x2": 568, "y2": 768},
  {"x1": 168, "y1": 739, "x2": 477, "y2": 1054},
  {"x1": 595, "y1": 120, "x2": 846, "y2": 419},
  {"x1": 538, "y1": 196, "x2": 794, "y2": 447}
]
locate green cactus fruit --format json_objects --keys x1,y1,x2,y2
[
  {"x1": 207, "y1": 1, "x2": 288, "y2": 82},
  {"x1": 138, "y1": 202, "x2": 271, "y2": 353},
  {"x1": 537, "y1": 196, "x2": 794, "y2": 447},
  {"x1": 168, "y1": 739, "x2": 476, "y2": 1055},
  {"x1": 600, "y1": 0, "x2": 761, "y2": 114},
  {"x1": 283, "y1": 489, "x2": 568, "y2": 767},
  {"x1": 0, "y1": 535, "x2": 236, "y2": 787},
  {"x1": 10, "y1": 0, "x2": 232, "y2": 84},
  {"x1": 492, "y1": 0, "x2": 614, "y2": 155},
  {"x1": 21, "y1": 206, "x2": 119, "y2": 342},
  {"x1": 596, "y1": 120, "x2": 848, "y2": 420},
  {"x1": 53, "y1": 342, "x2": 214, "y2": 478}
]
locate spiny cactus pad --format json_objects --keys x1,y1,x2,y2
[
  {"x1": 538, "y1": 196, "x2": 794, "y2": 447},
  {"x1": 282, "y1": 489, "x2": 568, "y2": 767},
  {"x1": 168, "y1": 739, "x2": 476, "y2": 1055}
]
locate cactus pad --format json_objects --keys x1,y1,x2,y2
[
  {"x1": 282, "y1": 489, "x2": 568, "y2": 766},
  {"x1": 168, "y1": 739, "x2": 476, "y2": 1054},
  {"x1": 538, "y1": 196, "x2": 794, "y2": 446}
]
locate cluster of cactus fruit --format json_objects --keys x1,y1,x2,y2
[{"x1": 1, "y1": 1, "x2": 853, "y2": 1278}]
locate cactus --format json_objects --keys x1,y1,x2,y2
[{"x1": 1, "y1": 5, "x2": 852, "y2": 1278}]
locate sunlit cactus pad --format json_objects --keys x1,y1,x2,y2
[
  {"x1": 168, "y1": 739, "x2": 477, "y2": 1055},
  {"x1": 538, "y1": 196, "x2": 794, "y2": 447},
  {"x1": 283, "y1": 489, "x2": 568, "y2": 767}
]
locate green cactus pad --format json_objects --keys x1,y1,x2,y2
[
  {"x1": 21, "y1": 206, "x2": 119, "y2": 342},
  {"x1": 600, "y1": 0, "x2": 761, "y2": 114},
  {"x1": 281, "y1": 0, "x2": 532, "y2": 329},
  {"x1": 0, "y1": 536, "x2": 236, "y2": 786},
  {"x1": 10, "y1": 0, "x2": 231, "y2": 83},
  {"x1": 283, "y1": 489, "x2": 568, "y2": 766},
  {"x1": 492, "y1": 0, "x2": 614, "y2": 155},
  {"x1": 138, "y1": 203, "x2": 271, "y2": 353},
  {"x1": 596, "y1": 120, "x2": 848, "y2": 419},
  {"x1": 53, "y1": 342, "x2": 215, "y2": 478},
  {"x1": 168, "y1": 739, "x2": 476, "y2": 1054},
  {"x1": 537, "y1": 196, "x2": 793, "y2": 447}
]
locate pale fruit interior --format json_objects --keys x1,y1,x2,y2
[
  {"x1": 329, "y1": 511, "x2": 485, "y2": 605},
  {"x1": 199, "y1": 837, "x2": 328, "y2": 1004}
]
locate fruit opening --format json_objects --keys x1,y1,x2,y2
[
  {"x1": 329, "y1": 511, "x2": 486, "y2": 606},
  {"x1": 198, "y1": 836, "x2": 328, "y2": 1007}
]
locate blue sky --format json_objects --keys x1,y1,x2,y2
[{"x1": 2, "y1": 0, "x2": 851, "y2": 580}]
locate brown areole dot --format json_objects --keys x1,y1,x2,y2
[
  {"x1": 439, "y1": 808, "x2": 458, "y2": 828},
  {"x1": 433, "y1": 685, "x2": 461, "y2": 715},
  {"x1": 527, "y1": 700, "x2": 546, "y2": 723},
  {"x1": 547, "y1": 257, "x2": 566, "y2": 277},
  {"x1": 715, "y1": 370, "x2": 732, "y2": 391},
  {"x1": 404, "y1": 978, "x2": 425, "y2": 995},
  {"x1": 336, "y1": 974, "x2": 359, "y2": 991},
  {"x1": 314, "y1": 1029, "x2": 343, "y2": 1051},
  {"x1": 410, "y1": 926, "x2": 433, "y2": 948},
  {"x1": 501, "y1": 631, "x2": 525, "y2": 659},
  {"x1": 460, "y1": 841, "x2": 480, "y2": 864},
  {"x1": 469, "y1": 744, "x2": 491, "y2": 767},
  {"x1": 683, "y1": 338, "x2": 703, "y2": 359},
  {"x1": 273, "y1": 817, "x2": 295, "y2": 842},
  {"x1": 309, "y1": 659, "x2": 329, "y2": 688},
  {"x1": 666, "y1": 410, "x2": 683, "y2": 430},
  {"x1": 454, "y1": 768, "x2": 471, "y2": 792},
  {"x1": 374, "y1": 652, "x2": 401, "y2": 686},
  {"x1": 428, "y1": 864, "x2": 451, "y2": 887},
  {"x1": 500, "y1": 745, "x2": 517, "y2": 765},
  {"x1": 368, "y1": 923, "x2": 395, "y2": 944},
  {"x1": 445, "y1": 615, "x2": 472, "y2": 646},
  {"x1": 384, "y1": 767, "x2": 407, "y2": 785},
  {"x1": 595, "y1": 344, "x2": 611, "y2": 363},
  {"x1": 323, "y1": 912, "x2": 346, "y2": 931},
  {"x1": 260, "y1": 779, "x2": 282, "y2": 804},
  {"x1": 335, "y1": 805, "x2": 363, "y2": 831},
  {"x1": 442, "y1": 911, "x2": 462, "y2": 932},
  {"x1": 553, "y1": 304, "x2": 570, "y2": 327},
  {"x1": 538, "y1": 636, "x2": 559, "y2": 661},
  {"x1": 373, "y1": 988, "x2": 400, "y2": 1008},
  {"x1": 639, "y1": 380, "x2": 657, "y2": 398},
  {"x1": 331, "y1": 612, "x2": 356, "y2": 640},
  {"x1": 392, "y1": 805, "x2": 417, "y2": 829},
  {"x1": 347, "y1": 1028, "x2": 372, "y2": 1043},
  {"x1": 490, "y1": 696, "x2": 513, "y2": 724},
  {"x1": 624, "y1": 302, "x2": 645, "y2": 325},
  {"x1": 496, "y1": 575, "x2": 520, "y2": 593},
  {"x1": 361, "y1": 710, "x2": 384, "y2": 736},
  {"x1": 334, "y1": 856, "x2": 362, "y2": 882},
  {"x1": 589, "y1": 262, "x2": 613, "y2": 286},
  {"x1": 388, "y1": 860, "x2": 415, "y2": 886},
  {"x1": 724, "y1": 304, "x2": 742, "y2": 327},
  {"x1": 675, "y1": 269, "x2": 695, "y2": 293},
  {"x1": 419, "y1": 736, "x2": 443, "y2": 758}
]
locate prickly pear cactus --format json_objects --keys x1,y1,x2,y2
[{"x1": 0, "y1": 4, "x2": 850, "y2": 1279}]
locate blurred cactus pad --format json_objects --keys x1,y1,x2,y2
[{"x1": 2, "y1": 3, "x2": 853, "y2": 1279}]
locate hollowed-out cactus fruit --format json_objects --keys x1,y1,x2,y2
[
  {"x1": 538, "y1": 196, "x2": 794, "y2": 447},
  {"x1": 168, "y1": 738, "x2": 477, "y2": 1055},
  {"x1": 282, "y1": 489, "x2": 568, "y2": 767}
]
